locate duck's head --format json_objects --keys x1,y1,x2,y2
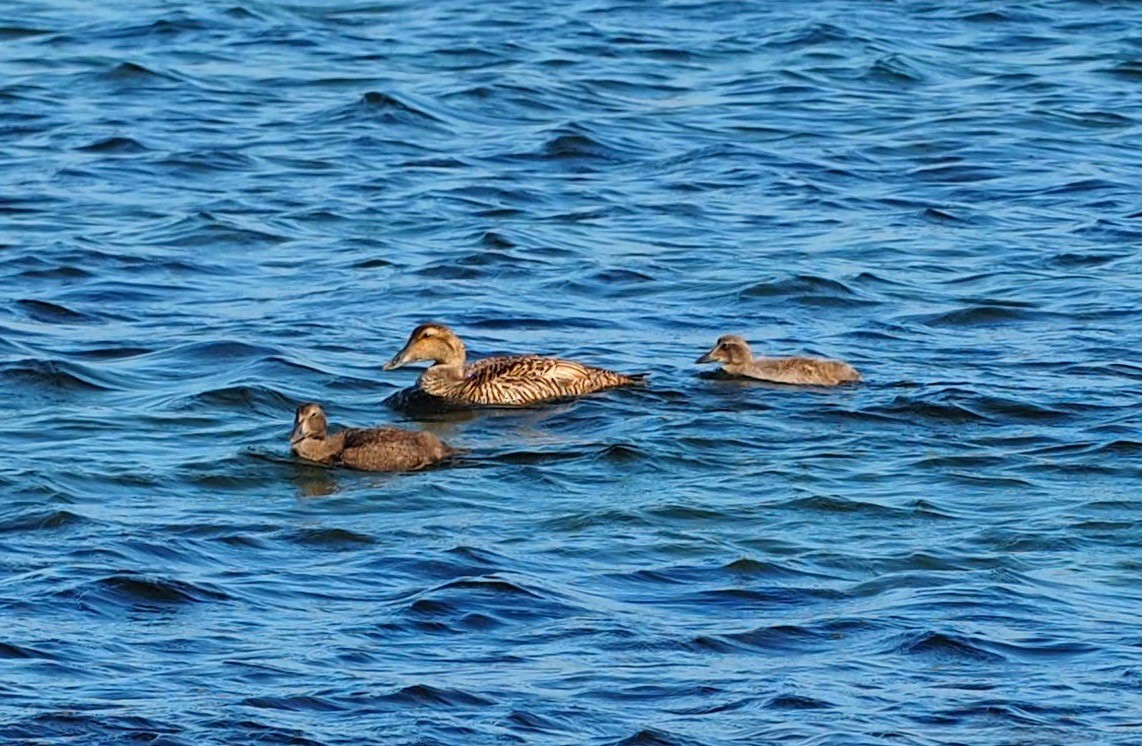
[
  {"x1": 696, "y1": 334, "x2": 752, "y2": 366},
  {"x1": 384, "y1": 323, "x2": 466, "y2": 370},
  {"x1": 290, "y1": 402, "x2": 328, "y2": 444}
]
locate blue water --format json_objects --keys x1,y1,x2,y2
[{"x1": 2, "y1": 1, "x2": 1141, "y2": 743}]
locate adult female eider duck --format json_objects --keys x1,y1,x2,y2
[
  {"x1": 697, "y1": 334, "x2": 860, "y2": 386},
  {"x1": 290, "y1": 403, "x2": 454, "y2": 471},
  {"x1": 383, "y1": 323, "x2": 647, "y2": 406}
]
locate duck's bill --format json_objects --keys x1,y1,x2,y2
[
  {"x1": 382, "y1": 353, "x2": 406, "y2": 371},
  {"x1": 289, "y1": 423, "x2": 305, "y2": 444},
  {"x1": 695, "y1": 351, "x2": 717, "y2": 364}
]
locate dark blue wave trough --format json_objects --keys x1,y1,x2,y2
[{"x1": 1, "y1": 1, "x2": 1140, "y2": 743}]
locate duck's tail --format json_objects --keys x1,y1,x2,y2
[{"x1": 621, "y1": 372, "x2": 651, "y2": 387}]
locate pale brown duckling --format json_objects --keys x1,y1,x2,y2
[
  {"x1": 383, "y1": 323, "x2": 647, "y2": 406},
  {"x1": 289, "y1": 403, "x2": 454, "y2": 471},
  {"x1": 697, "y1": 334, "x2": 861, "y2": 386}
]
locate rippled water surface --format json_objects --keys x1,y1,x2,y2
[{"x1": 2, "y1": 1, "x2": 1141, "y2": 743}]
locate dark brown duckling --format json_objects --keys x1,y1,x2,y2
[
  {"x1": 383, "y1": 323, "x2": 647, "y2": 406},
  {"x1": 697, "y1": 334, "x2": 860, "y2": 386},
  {"x1": 289, "y1": 403, "x2": 454, "y2": 471}
]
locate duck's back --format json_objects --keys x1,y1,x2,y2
[
  {"x1": 457, "y1": 355, "x2": 638, "y2": 405},
  {"x1": 747, "y1": 356, "x2": 861, "y2": 386},
  {"x1": 339, "y1": 427, "x2": 452, "y2": 471}
]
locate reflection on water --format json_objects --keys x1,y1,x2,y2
[{"x1": 294, "y1": 466, "x2": 341, "y2": 500}]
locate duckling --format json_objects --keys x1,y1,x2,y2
[
  {"x1": 383, "y1": 323, "x2": 648, "y2": 406},
  {"x1": 289, "y1": 403, "x2": 454, "y2": 471},
  {"x1": 697, "y1": 335, "x2": 860, "y2": 386}
]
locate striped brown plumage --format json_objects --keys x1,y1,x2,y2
[
  {"x1": 425, "y1": 354, "x2": 643, "y2": 405},
  {"x1": 384, "y1": 323, "x2": 647, "y2": 406}
]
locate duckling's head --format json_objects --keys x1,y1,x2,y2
[
  {"x1": 696, "y1": 334, "x2": 752, "y2": 366},
  {"x1": 383, "y1": 323, "x2": 466, "y2": 370},
  {"x1": 290, "y1": 402, "x2": 328, "y2": 444}
]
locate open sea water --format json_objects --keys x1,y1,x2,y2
[{"x1": 2, "y1": 1, "x2": 1141, "y2": 743}]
